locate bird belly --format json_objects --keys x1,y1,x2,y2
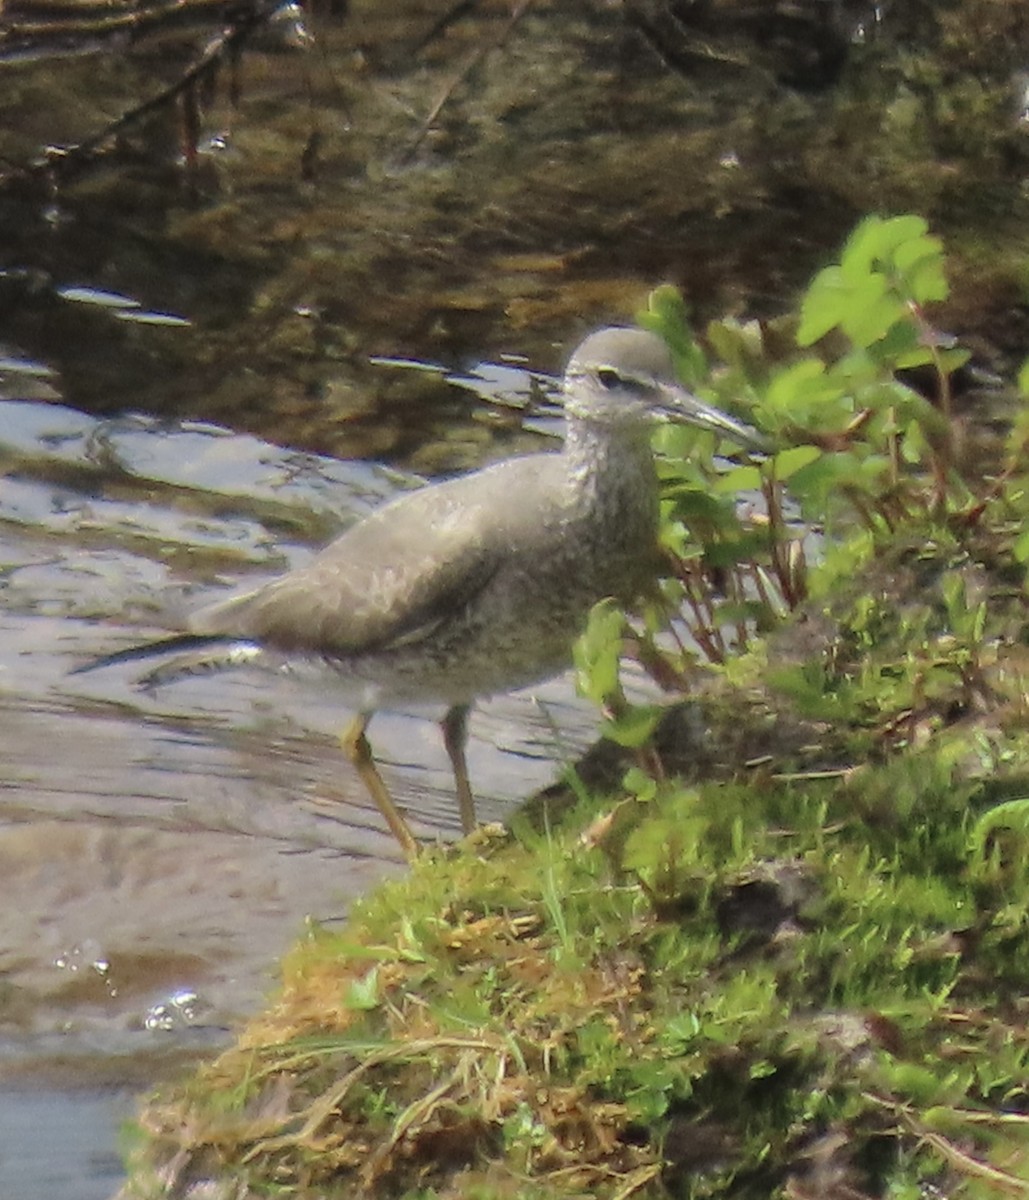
[
  {"x1": 336, "y1": 614, "x2": 575, "y2": 709},
  {"x1": 334, "y1": 537, "x2": 650, "y2": 710}
]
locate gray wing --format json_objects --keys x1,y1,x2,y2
[{"x1": 190, "y1": 454, "x2": 562, "y2": 657}]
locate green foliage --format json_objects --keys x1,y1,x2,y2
[
  {"x1": 797, "y1": 215, "x2": 948, "y2": 347},
  {"x1": 573, "y1": 598, "x2": 663, "y2": 747},
  {"x1": 555, "y1": 214, "x2": 1029, "y2": 1195},
  {"x1": 577, "y1": 212, "x2": 1029, "y2": 779},
  {"x1": 639, "y1": 282, "x2": 708, "y2": 388},
  {"x1": 346, "y1": 964, "x2": 383, "y2": 1011},
  {"x1": 589, "y1": 214, "x2": 980, "y2": 709}
]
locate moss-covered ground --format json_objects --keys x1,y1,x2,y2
[{"x1": 121, "y1": 555, "x2": 1029, "y2": 1197}]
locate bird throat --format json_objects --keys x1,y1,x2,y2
[{"x1": 563, "y1": 415, "x2": 661, "y2": 583}]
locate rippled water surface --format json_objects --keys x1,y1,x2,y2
[
  {"x1": 0, "y1": 388, "x2": 604, "y2": 1197},
  {"x1": 3, "y1": 5, "x2": 636, "y2": 1183},
  {"x1": 0, "y1": 1089, "x2": 130, "y2": 1200}
]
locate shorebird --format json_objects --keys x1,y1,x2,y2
[{"x1": 74, "y1": 327, "x2": 765, "y2": 857}]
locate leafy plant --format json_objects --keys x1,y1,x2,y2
[{"x1": 578, "y1": 214, "x2": 1029, "y2": 752}]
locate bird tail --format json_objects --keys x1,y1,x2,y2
[{"x1": 70, "y1": 632, "x2": 264, "y2": 690}]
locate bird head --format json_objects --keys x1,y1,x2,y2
[{"x1": 563, "y1": 327, "x2": 767, "y2": 453}]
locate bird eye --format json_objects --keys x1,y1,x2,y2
[{"x1": 596, "y1": 367, "x2": 620, "y2": 390}]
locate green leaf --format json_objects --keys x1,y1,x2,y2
[
  {"x1": 706, "y1": 316, "x2": 764, "y2": 369},
  {"x1": 639, "y1": 285, "x2": 707, "y2": 384},
  {"x1": 1018, "y1": 357, "x2": 1029, "y2": 397},
  {"x1": 642, "y1": 283, "x2": 690, "y2": 330},
  {"x1": 869, "y1": 319, "x2": 923, "y2": 364},
  {"x1": 710, "y1": 464, "x2": 763, "y2": 493},
  {"x1": 971, "y1": 600, "x2": 986, "y2": 643},
  {"x1": 763, "y1": 359, "x2": 852, "y2": 431},
  {"x1": 345, "y1": 965, "x2": 381, "y2": 1011},
  {"x1": 841, "y1": 214, "x2": 929, "y2": 281},
  {"x1": 941, "y1": 573, "x2": 967, "y2": 627},
  {"x1": 905, "y1": 252, "x2": 948, "y2": 304},
  {"x1": 892, "y1": 233, "x2": 942, "y2": 274},
  {"x1": 969, "y1": 798, "x2": 1029, "y2": 855},
  {"x1": 892, "y1": 346, "x2": 938, "y2": 370},
  {"x1": 623, "y1": 766, "x2": 658, "y2": 800},
  {"x1": 786, "y1": 450, "x2": 880, "y2": 519},
  {"x1": 935, "y1": 346, "x2": 970, "y2": 373},
  {"x1": 768, "y1": 444, "x2": 822, "y2": 480},
  {"x1": 713, "y1": 598, "x2": 775, "y2": 625},
  {"x1": 840, "y1": 280, "x2": 904, "y2": 348},
  {"x1": 876, "y1": 1058, "x2": 946, "y2": 1106},
  {"x1": 700, "y1": 530, "x2": 769, "y2": 569},
  {"x1": 662, "y1": 487, "x2": 741, "y2": 535},
  {"x1": 838, "y1": 214, "x2": 889, "y2": 281},
  {"x1": 766, "y1": 357, "x2": 826, "y2": 406},
  {"x1": 603, "y1": 704, "x2": 663, "y2": 748},
  {"x1": 573, "y1": 599, "x2": 626, "y2": 704},
  {"x1": 899, "y1": 418, "x2": 929, "y2": 465},
  {"x1": 797, "y1": 266, "x2": 849, "y2": 345}
]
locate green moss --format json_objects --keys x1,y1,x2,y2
[{"x1": 122, "y1": 715, "x2": 1029, "y2": 1197}]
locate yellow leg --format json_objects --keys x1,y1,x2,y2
[
  {"x1": 341, "y1": 712, "x2": 419, "y2": 860},
  {"x1": 441, "y1": 703, "x2": 476, "y2": 836}
]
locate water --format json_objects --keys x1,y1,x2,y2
[
  {"x1": 0, "y1": 1090, "x2": 130, "y2": 1200},
  {"x1": 0, "y1": 392, "x2": 604, "y2": 1198}
]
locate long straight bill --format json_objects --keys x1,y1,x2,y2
[{"x1": 657, "y1": 382, "x2": 768, "y2": 454}]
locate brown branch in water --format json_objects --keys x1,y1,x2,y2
[
  {"x1": 0, "y1": 0, "x2": 284, "y2": 191},
  {"x1": 1, "y1": 0, "x2": 241, "y2": 50},
  {"x1": 402, "y1": 0, "x2": 534, "y2": 161},
  {"x1": 409, "y1": 0, "x2": 481, "y2": 58}
]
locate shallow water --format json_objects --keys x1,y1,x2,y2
[
  {"x1": 0, "y1": 389, "x2": 603, "y2": 1197},
  {"x1": 0, "y1": 1089, "x2": 130, "y2": 1200}
]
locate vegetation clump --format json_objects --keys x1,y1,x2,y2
[{"x1": 123, "y1": 218, "x2": 1029, "y2": 1199}]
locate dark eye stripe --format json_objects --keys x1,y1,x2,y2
[
  {"x1": 596, "y1": 367, "x2": 653, "y2": 398},
  {"x1": 596, "y1": 367, "x2": 620, "y2": 389}
]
